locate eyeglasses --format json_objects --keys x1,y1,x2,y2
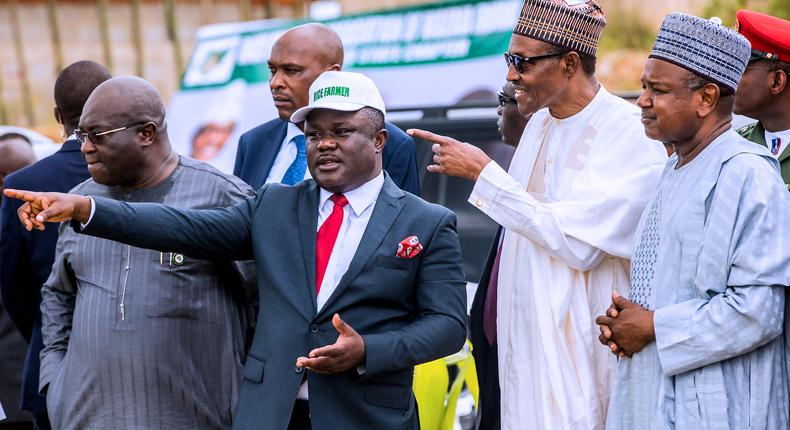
[
  {"x1": 504, "y1": 51, "x2": 567, "y2": 74},
  {"x1": 497, "y1": 91, "x2": 517, "y2": 107},
  {"x1": 75, "y1": 121, "x2": 150, "y2": 144}
]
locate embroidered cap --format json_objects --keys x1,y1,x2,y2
[
  {"x1": 650, "y1": 13, "x2": 751, "y2": 92},
  {"x1": 290, "y1": 71, "x2": 386, "y2": 123},
  {"x1": 513, "y1": 0, "x2": 607, "y2": 57}
]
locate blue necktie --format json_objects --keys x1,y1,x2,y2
[{"x1": 281, "y1": 135, "x2": 307, "y2": 185}]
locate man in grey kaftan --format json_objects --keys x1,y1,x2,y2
[
  {"x1": 599, "y1": 13, "x2": 790, "y2": 430},
  {"x1": 39, "y1": 77, "x2": 256, "y2": 430},
  {"x1": 605, "y1": 131, "x2": 789, "y2": 429}
]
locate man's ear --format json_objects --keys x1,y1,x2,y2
[
  {"x1": 696, "y1": 83, "x2": 720, "y2": 118},
  {"x1": 770, "y1": 69, "x2": 787, "y2": 95},
  {"x1": 139, "y1": 122, "x2": 157, "y2": 147},
  {"x1": 328, "y1": 63, "x2": 341, "y2": 72},
  {"x1": 373, "y1": 128, "x2": 387, "y2": 153},
  {"x1": 561, "y1": 52, "x2": 581, "y2": 77}
]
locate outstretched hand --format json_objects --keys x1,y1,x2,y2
[
  {"x1": 3, "y1": 189, "x2": 92, "y2": 231},
  {"x1": 595, "y1": 291, "x2": 655, "y2": 358},
  {"x1": 296, "y1": 314, "x2": 366, "y2": 374},
  {"x1": 407, "y1": 128, "x2": 491, "y2": 181}
]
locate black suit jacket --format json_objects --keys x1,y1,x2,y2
[
  {"x1": 469, "y1": 228, "x2": 502, "y2": 430},
  {"x1": 233, "y1": 119, "x2": 420, "y2": 195},
  {"x1": 0, "y1": 139, "x2": 90, "y2": 416},
  {"x1": 80, "y1": 175, "x2": 466, "y2": 430}
]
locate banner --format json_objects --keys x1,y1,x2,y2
[{"x1": 168, "y1": 0, "x2": 520, "y2": 173}]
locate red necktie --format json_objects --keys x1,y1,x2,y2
[{"x1": 316, "y1": 194, "x2": 348, "y2": 294}]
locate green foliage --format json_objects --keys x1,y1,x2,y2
[
  {"x1": 768, "y1": 0, "x2": 790, "y2": 20},
  {"x1": 702, "y1": 0, "x2": 789, "y2": 26},
  {"x1": 599, "y1": 9, "x2": 656, "y2": 51}
]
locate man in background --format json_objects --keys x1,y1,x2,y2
[
  {"x1": 233, "y1": 23, "x2": 420, "y2": 195},
  {"x1": 0, "y1": 134, "x2": 35, "y2": 191},
  {"x1": 0, "y1": 60, "x2": 111, "y2": 430},
  {"x1": 0, "y1": 132, "x2": 36, "y2": 429},
  {"x1": 734, "y1": 9, "x2": 790, "y2": 187},
  {"x1": 496, "y1": 82, "x2": 530, "y2": 148}
]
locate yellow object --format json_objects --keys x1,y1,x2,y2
[{"x1": 413, "y1": 341, "x2": 479, "y2": 430}]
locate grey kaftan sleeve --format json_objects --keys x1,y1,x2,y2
[
  {"x1": 653, "y1": 155, "x2": 790, "y2": 376},
  {"x1": 39, "y1": 223, "x2": 78, "y2": 393}
]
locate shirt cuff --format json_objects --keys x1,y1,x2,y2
[
  {"x1": 468, "y1": 161, "x2": 508, "y2": 209},
  {"x1": 81, "y1": 196, "x2": 96, "y2": 229}
]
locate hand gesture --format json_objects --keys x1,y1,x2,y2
[
  {"x1": 597, "y1": 298, "x2": 623, "y2": 357},
  {"x1": 296, "y1": 314, "x2": 366, "y2": 374},
  {"x1": 3, "y1": 189, "x2": 92, "y2": 231},
  {"x1": 407, "y1": 129, "x2": 492, "y2": 181},
  {"x1": 595, "y1": 291, "x2": 655, "y2": 358}
]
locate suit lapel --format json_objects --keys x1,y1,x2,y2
[
  {"x1": 298, "y1": 181, "x2": 320, "y2": 315},
  {"x1": 316, "y1": 176, "x2": 405, "y2": 319},
  {"x1": 253, "y1": 121, "x2": 288, "y2": 189}
]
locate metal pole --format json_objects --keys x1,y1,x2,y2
[
  {"x1": 164, "y1": 0, "x2": 184, "y2": 82},
  {"x1": 9, "y1": 0, "x2": 35, "y2": 126},
  {"x1": 239, "y1": 0, "x2": 252, "y2": 21},
  {"x1": 131, "y1": 0, "x2": 145, "y2": 76},
  {"x1": 96, "y1": 0, "x2": 114, "y2": 71},
  {"x1": 46, "y1": 0, "x2": 64, "y2": 75}
]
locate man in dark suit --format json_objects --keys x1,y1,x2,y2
[
  {"x1": 0, "y1": 61, "x2": 111, "y2": 430},
  {"x1": 233, "y1": 23, "x2": 420, "y2": 196},
  {"x1": 7, "y1": 71, "x2": 466, "y2": 430}
]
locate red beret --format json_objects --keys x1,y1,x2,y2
[{"x1": 736, "y1": 9, "x2": 790, "y2": 62}]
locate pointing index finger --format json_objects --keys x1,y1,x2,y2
[
  {"x1": 3, "y1": 189, "x2": 37, "y2": 202},
  {"x1": 407, "y1": 128, "x2": 452, "y2": 145}
]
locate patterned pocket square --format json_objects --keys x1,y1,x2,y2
[{"x1": 396, "y1": 236, "x2": 423, "y2": 259}]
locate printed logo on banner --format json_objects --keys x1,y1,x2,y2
[{"x1": 183, "y1": 36, "x2": 241, "y2": 88}]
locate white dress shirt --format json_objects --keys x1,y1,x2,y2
[
  {"x1": 265, "y1": 122, "x2": 313, "y2": 184},
  {"x1": 764, "y1": 128, "x2": 790, "y2": 159},
  {"x1": 297, "y1": 171, "x2": 384, "y2": 400}
]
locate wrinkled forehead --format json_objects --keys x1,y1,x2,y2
[{"x1": 641, "y1": 57, "x2": 691, "y2": 85}]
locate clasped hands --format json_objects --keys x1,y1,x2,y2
[
  {"x1": 296, "y1": 314, "x2": 366, "y2": 374},
  {"x1": 595, "y1": 292, "x2": 656, "y2": 358}
]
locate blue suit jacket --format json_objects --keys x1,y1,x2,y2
[
  {"x1": 80, "y1": 175, "x2": 466, "y2": 430},
  {"x1": 233, "y1": 119, "x2": 420, "y2": 195},
  {"x1": 0, "y1": 139, "x2": 90, "y2": 416}
]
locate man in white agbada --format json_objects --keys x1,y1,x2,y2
[
  {"x1": 409, "y1": 0, "x2": 666, "y2": 428},
  {"x1": 598, "y1": 13, "x2": 790, "y2": 429}
]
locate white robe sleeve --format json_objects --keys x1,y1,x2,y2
[{"x1": 469, "y1": 161, "x2": 606, "y2": 271}]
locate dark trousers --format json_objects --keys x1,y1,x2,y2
[{"x1": 288, "y1": 400, "x2": 311, "y2": 430}]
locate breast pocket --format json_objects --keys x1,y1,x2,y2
[
  {"x1": 146, "y1": 251, "x2": 218, "y2": 320},
  {"x1": 374, "y1": 255, "x2": 418, "y2": 271}
]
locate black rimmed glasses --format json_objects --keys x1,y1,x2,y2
[
  {"x1": 497, "y1": 91, "x2": 517, "y2": 107},
  {"x1": 75, "y1": 121, "x2": 150, "y2": 144},
  {"x1": 504, "y1": 51, "x2": 568, "y2": 74}
]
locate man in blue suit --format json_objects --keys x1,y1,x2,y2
[
  {"x1": 7, "y1": 71, "x2": 466, "y2": 430},
  {"x1": 233, "y1": 23, "x2": 420, "y2": 196},
  {"x1": 0, "y1": 61, "x2": 111, "y2": 430}
]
